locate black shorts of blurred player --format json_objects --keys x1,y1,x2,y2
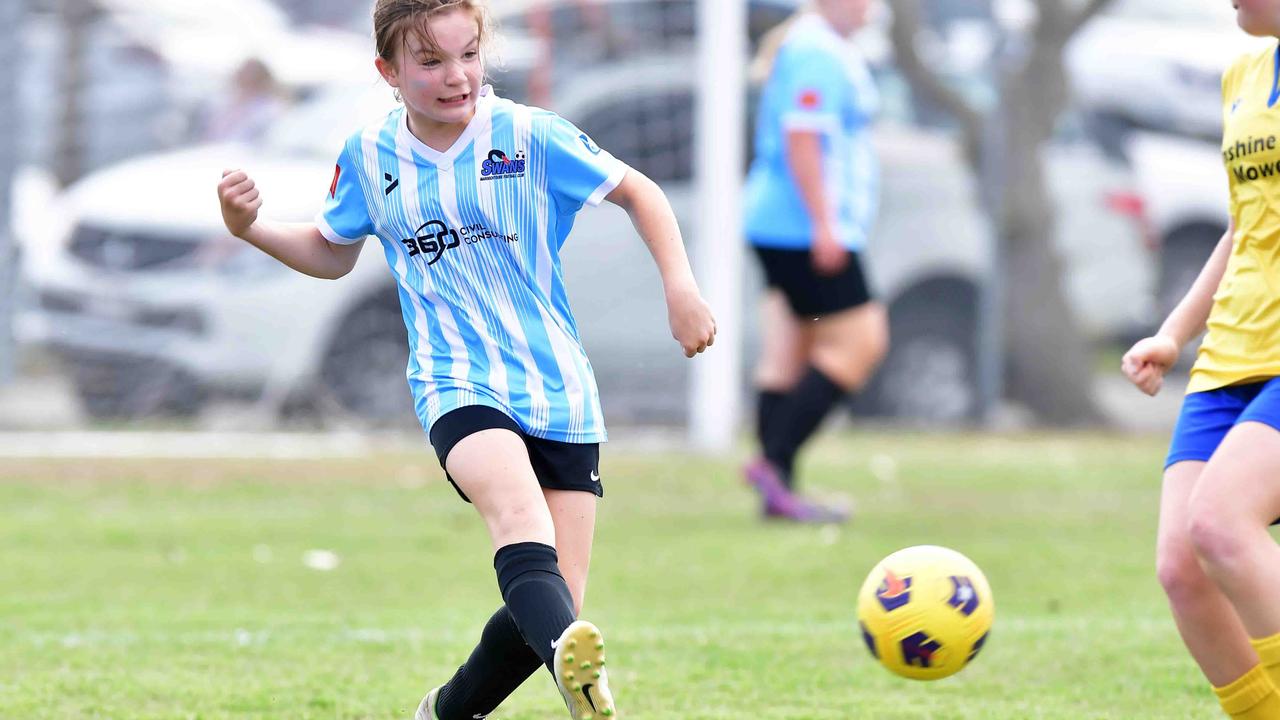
[{"x1": 753, "y1": 246, "x2": 873, "y2": 317}]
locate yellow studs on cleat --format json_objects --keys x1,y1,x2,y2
[
  {"x1": 603, "y1": 710, "x2": 614, "y2": 717},
  {"x1": 592, "y1": 671, "x2": 601, "y2": 679},
  {"x1": 568, "y1": 640, "x2": 577, "y2": 649},
  {"x1": 571, "y1": 683, "x2": 581, "y2": 691},
  {"x1": 580, "y1": 661, "x2": 592, "y2": 669},
  {"x1": 564, "y1": 654, "x2": 575, "y2": 664},
  {"x1": 596, "y1": 642, "x2": 604, "y2": 650}
]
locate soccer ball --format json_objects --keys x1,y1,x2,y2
[{"x1": 856, "y1": 545, "x2": 994, "y2": 680}]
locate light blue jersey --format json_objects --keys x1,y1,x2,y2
[
  {"x1": 743, "y1": 12, "x2": 879, "y2": 251},
  {"x1": 317, "y1": 86, "x2": 626, "y2": 443}
]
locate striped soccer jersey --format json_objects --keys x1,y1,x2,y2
[
  {"x1": 743, "y1": 11, "x2": 880, "y2": 251},
  {"x1": 317, "y1": 86, "x2": 626, "y2": 442}
]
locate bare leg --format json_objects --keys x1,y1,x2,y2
[
  {"x1": 810, "y1": 301, "x2": 888, "y2": 391},
  {"x1": 1188, "y1": 422, "x2": 1280, "y2": 637},
  {"x1": 1157, "y1": 460, "x2": 1259, "y2": 687},
  {"x1": 543, "y1": 487, "x2": 598, "y2": 615}
]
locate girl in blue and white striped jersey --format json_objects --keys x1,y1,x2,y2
[
  {"x1": 742, "y1": 0, "x2": 887, "y2": 524},
  {"x1": 216, "y1": 1, "x2": 716, "y2": 718}
]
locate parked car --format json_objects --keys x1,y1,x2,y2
[
  {"x1": 17, "y1": 82, "x2": 405, "y2": 423},
  {"x1": 1064, "y1": 0, "x2": 1266, "y2": 152}
]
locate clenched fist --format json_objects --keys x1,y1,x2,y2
[
  {"x1": 667, "y1": 286, "x2": 717, "y2": 358},
  {"x1": 1121, "y1": 335, "x2": 1180, "y2": 396},
  {"x1": 217, "y1": 169, "x2": 262, "y2": 238}
]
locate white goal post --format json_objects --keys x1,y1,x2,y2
[{"x1": 688, "y1": 0, "x2": 746, "y2": 452}]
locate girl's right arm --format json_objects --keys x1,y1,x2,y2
[
  {"x1": 217, "y1": 169, "x2": 364, "y2": 280},
  {"x1": 786, "y1": 130, "x2": 847, "y2": 276},
  {"x1": 1121, "y1": 219, "x2": 1234, "y2": 395}
]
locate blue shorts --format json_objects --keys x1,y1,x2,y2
[{"x1": 1166, "y1": 376, "x2": 1280, "y2": 469}]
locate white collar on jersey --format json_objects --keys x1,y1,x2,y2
[{"x1": 398, "y1": 84, "x2": 495, "y2": 167}]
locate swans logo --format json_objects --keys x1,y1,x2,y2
[{"x1": 481, "y1": 148, "x2": 526, "y2": 180}]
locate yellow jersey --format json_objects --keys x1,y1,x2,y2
[{"x1": 1190, "y1": 41, "x2": 1280, "y2": 393}]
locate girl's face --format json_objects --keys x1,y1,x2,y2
[
  {"x1": 821, "y1": 0, "x2": 874, "y2": 36},
  {"x1": 1234, "y1": 0, "x2": 1280, "y2": 36},
  {"x1": 376, "y1": 7, "x2": 483, "y2": 130}
]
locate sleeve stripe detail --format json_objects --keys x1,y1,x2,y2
[
  {"x1": 315, "y1": 213, "x2": 364, "y2": 245},
  {"x1": 585, "y1": 161, "x2": 627, "y2": 207}
]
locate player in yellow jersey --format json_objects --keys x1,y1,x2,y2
[{"x1": 1122, "y1": 3, "x2": 1280, "y2": 717}]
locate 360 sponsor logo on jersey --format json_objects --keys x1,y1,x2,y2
[{"x1": 402, "y1": 220, "x2": 519, "y2": 266}]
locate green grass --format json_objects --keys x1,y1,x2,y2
[{"x1": 0, "y1": 432, "x2": 1229, "y2": 718}]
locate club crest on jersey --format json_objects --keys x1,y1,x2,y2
[{"x1": 481, "y1": 148, "x2": 526, "y2": 181}]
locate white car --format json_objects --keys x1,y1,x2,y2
[
  {"x1": 1065, "y1": 0, "x2": 1267, "y2": 147},
  {"x1": 18, "y1": 83, "x2": 409, "y2": 422}
]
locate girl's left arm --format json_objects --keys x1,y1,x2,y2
[{"x1": 605, "y1": 168, "x2": 716, "y2": 358}]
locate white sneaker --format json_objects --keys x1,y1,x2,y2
[
  {"x1": 414, "y1": 687, "x2": 440, "y2": 720},
  {"x1": 553, "y1": 620, "x2": 617, "y2": 719}
]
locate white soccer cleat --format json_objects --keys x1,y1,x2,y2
[
  {"x1": 414, "y1": 686, "x2": 440, "y2": 720},
  {"x1": 553, "y1": 620, "x2": 617, "y2": 719}
]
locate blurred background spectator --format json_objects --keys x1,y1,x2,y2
[{"x1": 196, "y1": 58, "x2": 291, "y2": 144}]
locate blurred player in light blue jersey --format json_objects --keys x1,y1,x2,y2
[
  {"x1": 741, "y1": 0, "x2": 886, "y2": 523},
  {"x1": 216, "y1": 1, "x2": 716, "y2": 718}
]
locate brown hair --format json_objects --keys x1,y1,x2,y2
[{"x1": 373, "y1": 0, "x2": 494, "y2": 66}]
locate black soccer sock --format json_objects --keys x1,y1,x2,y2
[
  {"x1": 756, "y1": 389, "x2": 786, "y2": 451},
  {"x1": 494, "y1": 541, "x2": 576, "y2": 672},
  {"x1": 757, "y1": 388, "x2": 794, "y2": 482},
  {"x1": 763, "y1": 366, "x2": 847, "y2": 489},
  {"x1": 434, "y1": 606, "x2": 542, "y2": 720}
]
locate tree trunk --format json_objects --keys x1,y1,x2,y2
[
  {"x1": 890, "y1": 0, "x2": 1112, "y2": 425},
  {"x1": 55, "y1": 0, "x2": 91, "y2": 187},
  {"x1": 994, "y1": 32, "x2": 1106, "y2": 425}
]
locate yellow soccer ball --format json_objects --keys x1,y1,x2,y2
[{"x1": 856, "y1": 545, "x2": 994, "y2": 680}]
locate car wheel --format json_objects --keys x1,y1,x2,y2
[
  {"x1": 68, "y1": 355, "x2": 205, "y2": 421},
  {"x1": 862, "y1": 290, "x2": 979, "y2": 424},
  {"x1": 317, "y1": 296, "x2": 415, "y2": 427}
]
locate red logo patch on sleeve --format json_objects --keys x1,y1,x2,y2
[
  {"x1": 798, "y1": 89, "x2": 821, "y2": 109},
  {"x1": 329, "y1": 164, "x2": 341, "y2": 198}
]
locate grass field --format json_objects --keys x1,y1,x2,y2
[{"x1": 0, "y1": 431, "x2": 1233, "y2": 719}]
